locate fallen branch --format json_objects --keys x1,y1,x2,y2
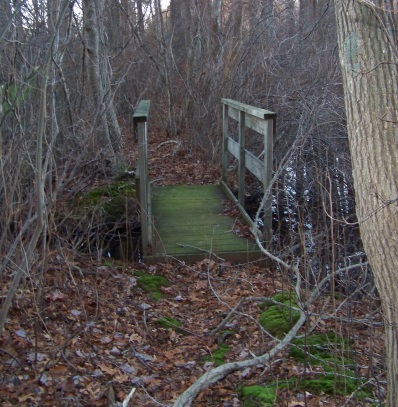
[
  {"x1": 173, "y1": 266, "x2": 305, "y2": 407},
  {"x1": 173, "y1": 306, "x2": 307, "y2": 407}
]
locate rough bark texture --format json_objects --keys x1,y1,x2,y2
[
  {"x1": 83, "y1": 0, "x2": 121, "y2": 157},
  {"x1": 334, "y1": 1, "x2": 398, "y2": 405}
]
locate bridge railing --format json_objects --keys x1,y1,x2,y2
[
  {"x1": 221, "y1": 98, "x2": 276, "y2": 243},
  {"x1": 134, "y1": 100, "x2": 151, "y2": 256}
]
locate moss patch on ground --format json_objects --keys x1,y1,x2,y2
[
  {"x1": 204, "y1": 343, "x2": 230, "y2": 366},
  {"x1": 241, "y1": 332, "x2": 372, "y2": 405},
  {"x1": 241, "y1": 385, "x2": 276, "y2": 407},
  {"x1": 289, "y1": 332, "x2": 371, "y2": 397},
  {"x1": 135, "y1": 271, "x2": 169, "y2": 300},
  {"x1": 289, "y1": 332, "x2": 350, "y2": 366},
  {"x1": 156, "y1": 316, "x2": 182, "y2": 330},
  {"x1": 259, "y1": 291, "x2": 300, "y2": 338}
]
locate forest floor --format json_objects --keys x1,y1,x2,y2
[{"x1": 0, "y1": 129, "x2": 385, "y2": 406}]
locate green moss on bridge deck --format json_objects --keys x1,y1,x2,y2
[{"x1": 146, "y1": 184, "x2": 262, "y2": 263}]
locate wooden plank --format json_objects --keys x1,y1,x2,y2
[
  {"x1": 227, "y1": 106, "x2": 270, "y2": 135},
  {"x1": 222, "y1": 98, "x2": 276, "y2": 120},
  {"x1": 245, "y1": 150, "x2": 265, "y2": 183},
  {"x1": 228, "y1": 137, "x2": 239, "y2": 160},
  {"x1": 147, "y1": 184, "x2": 262, "y2": 263},
  {"x1": 227, "y1": 105, "x2": 240, "y2": 122},
  {"x1": 227, "y1": 137, "x2": 265, "y2": 182},
  {"x1": 245, "y1": 114, "x2": 268, "y2": 134},
  {"x1": 144, "y1": 250, "x2": 265, "y2": 265},
  {"x1": 133, "y1": 99, "x2": 151, "y2": 122}
]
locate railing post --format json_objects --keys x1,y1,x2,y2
[
  {"x1": 133, "y1": 100, "x2": 151, "y2": 256},
  {"x1": 263, "y1": 117, "x2": 274, "y2": 244},
  {"x1": 222, "y1": 102, "x2": 229, "y2": 184},
  {"x1": 238, "y1": 110, "x2": 246, "y2": 207}
]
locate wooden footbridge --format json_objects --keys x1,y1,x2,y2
[{"x1": 133, "y1": 99, "x2": 276, "y2": 264}]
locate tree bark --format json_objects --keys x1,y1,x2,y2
[
  {"x1": 83, "y1": 0, "x2": 121, "y2": 158},
  {"x1": 334, "y1": 1, "x2": 398, "y2": 405}
]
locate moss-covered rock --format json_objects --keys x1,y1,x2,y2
[
  {"x1": 65, "y1": 177, "x2": 140, "y2": 260},
  {"x1": 135, "y1": 272, "x2": 169, "y2": 300},
  {"x1": 259, "y1": 291, "x2": 300, "y2": 338},
  {"x1": 81, "y1": 181, "x2": 136, "y2": 205}
]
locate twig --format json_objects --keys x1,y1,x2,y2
[
  {"x1": 344, "y1": 374, "x2": 385, "y2": 406},
  {"x1": 208, "y1": 297, "x2": 246, "y2": 336},
  {"x1": 156, "y1": 139, "x2": 181, "y2": 150},
  {"x1": 154, "y1": 313, "x2": 202, "y2": 337},
  {"x1": 0, "y1": 348, "x2": 24, "y2": 368},
  {"x1": 126, "y1": 345, "x2": 152, "y2": 372},
  {"x1": 122, "y1": 386, "x2": 136, "y2": 407}
]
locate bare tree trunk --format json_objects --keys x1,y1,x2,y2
[
  {"x1": 154, "y1": 0, "x2": 177, "y2": 137},
  {"x1": 83, "y1": 0, "x2": 121, "y2": 158},
  {"x1": 136, "y1": 0, "x2": 145, "y2": 35},
  {"x1": 335, "y1": 1, "x2": 398, "y2": 405},
  {"x1": 0, "y1": 0, "x2": 15, "y2": 160},
  {"x1": 0, "y1": 0, "x2": 73, "y2": 336}
]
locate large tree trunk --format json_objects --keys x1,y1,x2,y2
[{"x1": 334, "y1": 1, "x2": 398, "y2": 405}]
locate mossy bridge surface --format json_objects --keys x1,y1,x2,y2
[{"x1": 134, "y1": 99, "x2": 276, "y2": 264}]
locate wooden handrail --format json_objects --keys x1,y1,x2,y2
[
  {"x1": 221, "y1": 98, "x2": 276, "y2": 243},
  {"x1": 134, "y1": 100, "x2": 151, "y2": 256}
]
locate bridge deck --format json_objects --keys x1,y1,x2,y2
[{"x1": 145, "y1": 184, "x2": 263, "y2": 263}]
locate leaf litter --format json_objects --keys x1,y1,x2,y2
[
  {"x1": 0, "y1": 259, "x2": 385, "y2": 406},
  {"x1": 0, "y1": 130, "x2": 385, "y2": 406}
]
